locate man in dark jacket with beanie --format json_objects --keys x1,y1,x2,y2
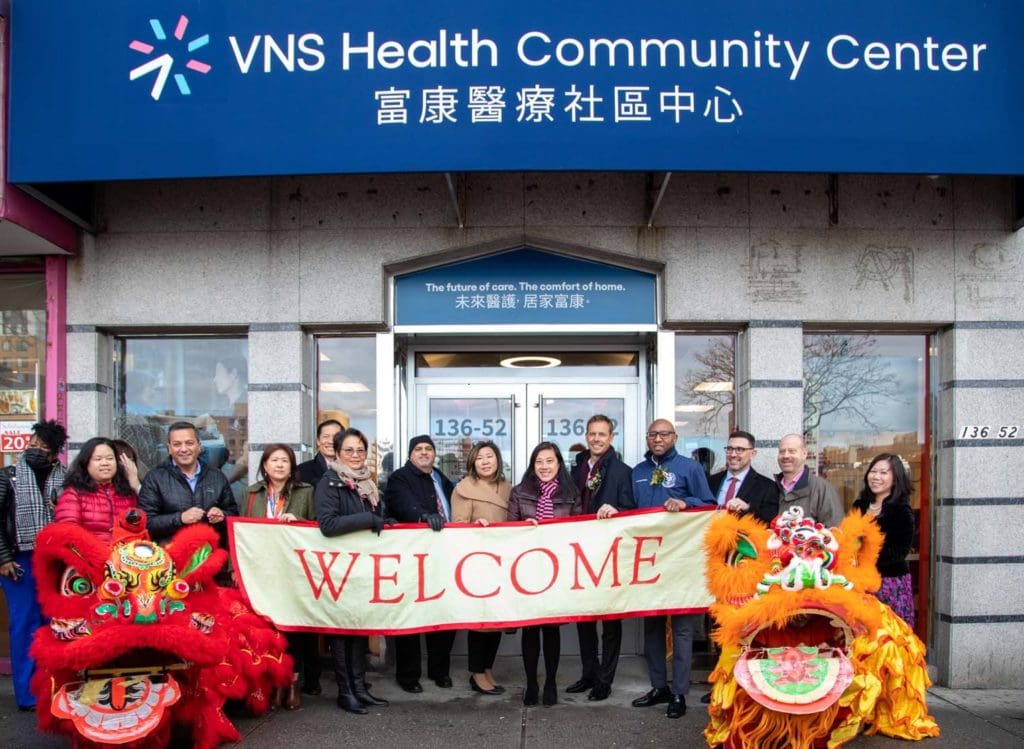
[
  {"x1": 383, "y1": 434, "x2": 455, "y2": 692},
  {"x1": 566, "y1": 415, "x2": 636, "y2": 701}
]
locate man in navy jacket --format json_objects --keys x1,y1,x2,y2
[
  {"x1": 630, "y1": 418, "x2": 714, "y2": 720},
  {"x1": 566, "y1": 415, "x2": 636, "y2": 701}
]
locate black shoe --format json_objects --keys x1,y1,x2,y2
[
  {"x1": 631, "y1": 687, "x2": 672, "y2": 707},
  {"x1": 433, "y1": 676, "x2": 453, "y2": 688},
  {"x1": 587, "y1": 684, "x2": 611, "y2": 701},
  {"x1": 398, "y1": 680, "x2": 423, "y2": 693},
  {"x1": 353, "y1": 685, "x2": 389, "y2": 707},
  {"x1": 565, "y1": 678, "x2": 593, "y2": 693},
  {"x1": 470, "y1": 675, "x2": 503, "y2": 696},
  {"x1": 700, "y1": 691, "x2": 712, "y2": 704},
  {"x1": 302, "y1": 679, "x2": 322, "y2": 696},
  {"x1": 542, "y1": 680, "x2": 557, "y2": 706},
  {"x1": 523, "y1": 682, "x2": 539, "y2": 706},
  {"x1": 666, "y1": 694, "x2": 686, "y2": 719},
  {"x1": 336, "y1": 694, "x2": 368, "y2": 714}
]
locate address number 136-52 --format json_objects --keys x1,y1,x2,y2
[{"x1": 958, "y1": 425, "x2": 1020, "y2": 439}]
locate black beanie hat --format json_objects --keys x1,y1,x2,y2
[{"x1": 409, "y1": 434, "x2": 436, "y2": 453}]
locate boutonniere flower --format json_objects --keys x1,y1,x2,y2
[
  {"x1": 650, "y1": 466, "x2": 669, "y2": 486},
  {"x1": 586, "y1": 468, "x2": 603, "y2": 492}
]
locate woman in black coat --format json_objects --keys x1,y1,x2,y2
[
  {"x1": 315, "y1": 427, "x2": 392, "y2": 714},
  {"x1": 508, "y1": 442, "x2": 582, "y2": 707},
  {"x1": 852, "y1": 453, "x2": 916, "y2": 627}
]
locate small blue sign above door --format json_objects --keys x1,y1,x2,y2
[{"x1": 394, "y1": 249, "x2": 657, "y2": 328}]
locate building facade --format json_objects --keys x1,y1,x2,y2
[
  {"x1": 7, "y1": 2, "x2": 1024, "y2": 688},
  {"x1": 54, "y1": 171, "x2": 1021, "y2": 687}
]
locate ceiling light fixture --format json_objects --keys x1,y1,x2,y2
[{"x1": 499, "y1": 355, "x2": 561, "y2": 369}]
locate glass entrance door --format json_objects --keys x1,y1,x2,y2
[{"x1": 415, "y1": 383, "x2": 639, "y2": 484}]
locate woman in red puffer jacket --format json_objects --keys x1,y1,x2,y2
[{"x1": 55, "y1": 437, "x2": 138, "y2": 544}]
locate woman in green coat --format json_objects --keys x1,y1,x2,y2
[{"x1": 243, "y1": 443, "x2": 316, "y2": 709}]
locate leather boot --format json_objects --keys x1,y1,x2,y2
[
  {"x1": 350, "y1": 637, "x2": 388, "y2": 707},
  {"x1": 284, "y1": 674, "x2": 301, "y2": 710},
  {"x1": 331, "y1": 636, "x2": 367, "y2": 715}
]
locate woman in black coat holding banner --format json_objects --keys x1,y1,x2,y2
[
  {"x1": 508, "y1": 442, "x2": 582, "y2": 706},
  {"x1": 314, "y1": 427, "x2": 392, "y2": 714}
]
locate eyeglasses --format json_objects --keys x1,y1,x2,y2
[
  {"x1": 341, "y1": 448, "x2": 367, "y2": 456},
  {"x1": 646, "y1": 431, "x2": 675, "y2": 439},
  {"x1": 724, "y1": 446, "x2": 752, "y2": 454}
]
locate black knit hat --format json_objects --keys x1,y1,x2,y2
[{"x1": 409, "y1": 434, "x2": 436, "y2": 453}]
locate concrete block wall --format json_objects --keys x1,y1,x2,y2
[{"x1": 932, "y1": 324, "x2": 1024, "y2": 687}]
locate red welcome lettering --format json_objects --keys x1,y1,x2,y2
[
  {"x1": 414, "y1": 553, "x2": 446, "y2": 602},
  {"x1": 294, "y1": 549, "x2": 360, "y2": 602},
  {"x1": 510, "y1": 547, "x2": 559, "y2": 595},
  {"x1": 370, "y1": 553, "x2": 404, "y2": 604},
  {"x1": 454, "y1": 551, "x2": 501, "y2": 598},
  {"x1": 570, "y1": 537, "x2": 622, "y2": 590},
  {"x1": 630, "y1": 536, "x2": 662, "y2": 585}
]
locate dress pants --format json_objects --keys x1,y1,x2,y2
[
  {"x1": 0, "y1": 551, "x2": 45, "y2": 709},
  {"x1": 285, "y1": 631, "x2": 322, "y2": 685},
  {"x1": 576, "y1": 618, "x2": 622, "y2": 687},
  {"x1": 642, "y1": 613, "x2": 698, "y2": 696},
  {"x1": 467, "y1": 630, "x2": 502, "y2": 674},
  {"x1": 395, "y1": 630, "x2": 456, "y2": 684}
]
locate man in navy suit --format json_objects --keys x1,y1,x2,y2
[
  {"x1": 708, "y1": 430, "x2": 779, "y2": 523},
  {"x1": 567, "y1": 415, "x2": 636, "y2": 701}
]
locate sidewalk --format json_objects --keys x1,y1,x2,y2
[{"x1": 2, "y1": 656, "x2": 1022, "y2": 748}]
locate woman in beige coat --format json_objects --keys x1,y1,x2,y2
[{"x1": 451, "y1": 440, "x2": 511, "y2": 695}]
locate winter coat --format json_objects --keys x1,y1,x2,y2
[
  {"x1": 137, "y1": 459, "x2": 238, "y2": 542},
  {"x1": 451, "y1": 476, "x2": 511, "y2": 524},
  {"x1": 314, "y1": 469, "x2": 384, "y2": 537},
  {"x1": 54, "y1": 484, "x2": 138, "y2": 545},
  {"x1": 242, "y1": 480, "x2": 315, "y2": 520},
  {"x1": 508, "y1": 479, "x2": 582, "y2": 521}
]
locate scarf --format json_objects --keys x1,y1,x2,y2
[
  {"x1": 578, "y1": 452, "x2": 608, "y2": 513},
  {"x1": 536, "y1": 479, "x2": 558, "y2": 521},
  {"x1": 13, "y1": 456, "x2": 66, "y2": 550},
  {"x1": 327, "y1": 459, "x2": 379, "y2": 509}
]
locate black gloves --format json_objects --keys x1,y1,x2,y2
[
  {"x1": 370, "y1": 516, "x2": 398, "y2": 536},
  {"x1": 419, "y1": 513, "x2": 445, "y2": 532}
]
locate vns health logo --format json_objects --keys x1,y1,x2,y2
[{"x1": 129, "y1": 15, "x2": 212, "y2": 100}]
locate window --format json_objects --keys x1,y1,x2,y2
[
  {"x1": 802, "y1": 333, "x2": 933, "y2": 637},
  {"x1": 116, "y1": 338, "x2": 248, "y2": 497},
  {"x1": 316, "y1": 337, "x2": 381, "y2": 474},
  {"x1": 675, "y1": 334, "x2": 736, "y2": 475},
  {"x1": 1, "y1": 274, "x2": 46, "y2": 466},
  {"x1": 802, "y1": 334, "x2": 927, "y2": 514}
]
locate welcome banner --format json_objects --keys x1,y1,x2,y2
[{"x1": 229, "y1": 509, "x2": 715, "y2": 634}]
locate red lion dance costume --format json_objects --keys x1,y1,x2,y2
[
  {"x1": 29, "y1": 510, "x2": 292, "y2": 748},
  {"x1": 703, "y1": 507, "x2": 940, "y2": 749}
]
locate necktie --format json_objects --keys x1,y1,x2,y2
[{"x1": 724, "y1": 477, "x2": 738, "y2": 503}]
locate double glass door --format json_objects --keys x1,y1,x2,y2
[{"x1": 415, "y1": 383, "x2": 639, "y2": 485}]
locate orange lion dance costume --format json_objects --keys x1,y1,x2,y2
[
  {"x1": 30, "y1": 510, "x2": 292, "y2": 748},
  {"x1": 703, "y1": 507, "x2": 939, "y2": 749}
]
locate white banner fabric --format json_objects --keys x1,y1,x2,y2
[{"x1": 229, "y1": 508, "x2": 715, "y2": 635}]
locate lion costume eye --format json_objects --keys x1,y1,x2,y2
[
  {"x1": 725, "y1": 534, "x2": 758, "y2": 567},
  {"x1": 60, "y1": 568, "x2": 95, "y2": 597}
]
